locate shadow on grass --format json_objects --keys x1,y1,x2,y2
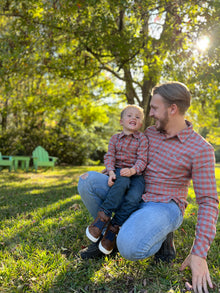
[
  {"x1": 0, "y1": 166, "x2": 219, "y2": 293},
  {"x1": 0, "y1": 196, "x2": 84, "y2": 249},
  {"x1": 48, "y1": 254, "x2": 159, "y2": 293},
  {"x1": 0, "y1": 183, "x2": 78, "y2": 219},
  {"x1": 0, "y1": 166, "x2": 103, "y2": 221}
]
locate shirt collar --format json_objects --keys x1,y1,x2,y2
[
  {"x1": 177, "y1": 120, "x2": 193, "y2": 143},
  {"x1": 119, "y1": 131, "x2": 140, "y2": 139},
  {"x1": 161, "y1": 120, "x2": 193, "y2": 143}
]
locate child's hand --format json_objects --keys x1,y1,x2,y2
[
  {"x1": 108, "y1": 171, "x2": 116, "y2": 186},
  {"x1": 120, "y1": 168, "x2": 136, "y2": 177}
]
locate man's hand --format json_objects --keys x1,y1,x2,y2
[
  {"x1": 180, "y1": 254, "x2": 213, "y2": 293},
  {"x1": 108, "y1": 171, "x2": 116, "y2": 187},
  {"x1": 120, "y1": 168, "x2": 136, "y2": 177}
]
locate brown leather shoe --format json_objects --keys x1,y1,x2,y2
[
  {"x1": 86, "y1": 211, "x2": 110, "y2": 242},
  {"x1": 99, "y1": 223, "x2": 120, "y2": 254}
]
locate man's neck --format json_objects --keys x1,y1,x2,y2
[{"x1": 164, "y1": 119, "x2": 187, "y2": 138}]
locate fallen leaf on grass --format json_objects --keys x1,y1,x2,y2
[
  {"x1": 69, "y1": 204, "x2": 80, "y2": 211},
  {"x1": 181, "y1": 228, "x2": 187, "y2": 234}
]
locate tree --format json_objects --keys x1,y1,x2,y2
[
  {"x1": 3, "y1": 1, "x2": 219, "y2": 124},
  {"x1": 0, "y1": 6, "x2": 123, "y2": 162},
  {"x1": 0, "y1": 0, "x2": 219, "y2": 162}
]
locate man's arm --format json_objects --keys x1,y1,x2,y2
[
  {"x1": 181, "y1": 145, "x2": 219, "y2": 293},
  {"x1": 191, "y1": 145, "x2": 218, "y2": 258}
]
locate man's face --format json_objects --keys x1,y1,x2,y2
[{"x1": 149, "y1": 94, "x2": 169, "y2": 132}]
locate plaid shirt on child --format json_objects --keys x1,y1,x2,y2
[
  {"x1": 104, "y1": 131, "x2": 148, "y2": 175},
  {"x1": 143, "y1": 121, "x2": 219, "y2": 259}
]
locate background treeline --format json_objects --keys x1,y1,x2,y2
[{"x1": 0, "y1": 0, "x2": 219, "y2": 165}]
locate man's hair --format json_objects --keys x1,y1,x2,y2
[
  {"x1": 151, "y1": 81, "x2": 191, "y2": 115},
  {"x1": 120, "y1": 104, "x2": 144, "y2": 119}
]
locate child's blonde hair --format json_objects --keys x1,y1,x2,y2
[{"x1": 120, "y1": 104, "x2": 144, "y2": 120}]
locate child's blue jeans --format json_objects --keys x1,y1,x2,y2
[{"x1": 99, "y1": 168, "x2": 145, "y2": 226}]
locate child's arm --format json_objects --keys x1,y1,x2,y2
[
  {"x1": 132, "y1": 134, "x2": 148, "y2": 174},
  {"x1": 108, "y1": 170, "x2": 116, "y2": 186},
  {"x1": 120, "y1": 168, "x2": 136, "y2": 177},
  {"x1": 104, "y1": 134, "x2": 117, "y2": 173}
]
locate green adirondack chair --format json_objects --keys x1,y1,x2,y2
[
  {"x1": 32, "y1": 146, "x2": 58, "y2": 171},
  {"x1": 0, "y1": 152, "x2": 13, "y2": 172}
]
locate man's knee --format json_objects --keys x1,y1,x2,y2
[{"x1": 116, "y1": 230, "x2": 138, "y2": 260}]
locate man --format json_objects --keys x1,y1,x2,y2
[{"x1": 77, "y1": 81, "x2": 219, "y2": 293}]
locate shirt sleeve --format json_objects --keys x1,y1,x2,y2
[
  {"x1": 132, "y1": 134, "x2": 148, "y2": 175},
  {"x1": 191, "y1": 145, "x2": 219, "y2": 258},
  {"x1": 104, "y1": 134, "x2": 117, "y2": 173}
]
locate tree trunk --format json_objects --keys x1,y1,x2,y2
[
  {"x1": 141, "y1": 79, "x2": 154, "y2": 129},
  {"x1": 124, "y1": 65, "x2": 154, "y2": 130},
  {"x1": 123, "y1": 66, "x2": 135, "y2": 104},
  {"x1": 1, "y1": 99, "x2": 8, "y2": 131}
]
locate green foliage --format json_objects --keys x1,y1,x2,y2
[
  {"x1": 0, "y1": 97, "x2": 120, "y2": 164},
  {"x1": 0, "y1": 0, "x2": 219, "y2": 162},
  {"x1": 0, "y1": 165, "x2": 219, "y2": 292}
]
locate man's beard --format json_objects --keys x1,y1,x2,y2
[{"x1": 154, "y1": 111, "x2": 169, "y2": 132}]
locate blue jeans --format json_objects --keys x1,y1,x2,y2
[
  {"x1": 100, "y1": 168, "x2": 145, "y2": 226},
  {"x1": 78, "y1": 171, "x2": 183, "y2": 260}
]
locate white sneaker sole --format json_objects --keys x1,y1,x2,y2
[
  {"x1": 98, "y1": 241, "x2": 113, "y2": 255},
  {"x1": 86, "y1": 226, "x2": 100, "y2": 243}
]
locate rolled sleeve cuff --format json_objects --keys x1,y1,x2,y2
[
  {"x1": 132, "y1": 165, "x2": 142, "y2": 175},
  {"x1": 106, "y1": 167, "x2": 115, "y2": 173},
  {"x1": 191, "y1": 239, "x2": 210, "y2": 259}
]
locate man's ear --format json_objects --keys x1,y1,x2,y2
[{"x1": 170, "y1": 104, "x2": 178, "y2": 115}]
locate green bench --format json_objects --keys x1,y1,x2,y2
[
  {"x1": 0, "y1": 152, "x2": 13, "y2": 172},
  {"x1": 32, "y1": 146, "x2": 58, "y2": 171}
]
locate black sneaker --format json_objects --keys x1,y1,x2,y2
[
  {"x1": 79, "y1": 235, "x2": 119, "y2": 260},
  {"x1": 79, "y1": 241, "x2": 105, "y2": 260},
  {"x1": 154, "y1": 232, "x2": 176, "y2": 263}
]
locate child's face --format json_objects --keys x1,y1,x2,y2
[{"x1": 120, "y1": 108, "x2": 143, "y2": 134}]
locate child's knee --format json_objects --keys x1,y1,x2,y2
[{"x1": 80, "y1": 172, "x2": 89, "y2": 180}]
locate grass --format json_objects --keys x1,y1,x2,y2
[{"x1": 0, "y1": 165, "x2": 219, "y2": 293}]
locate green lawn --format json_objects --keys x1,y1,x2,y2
[{"x1": 0, "y1": 165, "x2": 219, "y2": 293}]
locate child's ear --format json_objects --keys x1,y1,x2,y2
[{"x1": 120, "y1": 119, "x2": 123, "y2": 126}]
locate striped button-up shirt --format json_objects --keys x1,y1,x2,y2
[
  {"x1": 104, "y1": 131, "x2": 148, "y2": 175},
  {"x1": 143, "y1": 121, "x2": 219, "y2": 258}
]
